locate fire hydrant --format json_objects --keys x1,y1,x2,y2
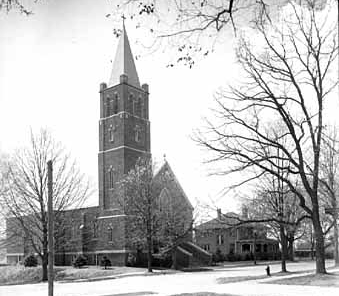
[{"x1": 266, "y1": 265, "x2": 271, "y2": 276}]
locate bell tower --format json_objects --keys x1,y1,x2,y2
[{"x1": 98, "y1": 24, "x2": 151, "y2": 211}]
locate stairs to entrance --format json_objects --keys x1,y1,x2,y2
[{"x1": 177, "y1": 241, "x2": 212, "y2": 267}]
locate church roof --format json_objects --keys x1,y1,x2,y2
[
  {"x1": 154, "y1": 160, "x2": 194, "y2": 211},
  {"x1": 109, "y1": 23, "x2": 140, "y2": 88}
]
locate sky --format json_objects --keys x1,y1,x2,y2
[
  {"x1": 0, "y1": 0, "x2": 244, "y2": 218},
  {"x1": 0, "y1": 0, "x2": 338, "y2": 221}
]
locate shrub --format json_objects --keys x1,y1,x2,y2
[
  {"x1": 23, "y1": 254, "x2": 38, "y2": 267},
  {"x1": 72, "y1": 255, "x2": 87, "y2": 268},
  {"x1": 215, "y1": 249, "x2": 225, "y2": 262},
  {"x1": 100, "y1": 256, "x2": 111, "y2": 269},
  {"x1": 126, "y1": 253, "x2": 136, "y2": 267}
]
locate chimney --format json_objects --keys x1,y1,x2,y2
[
  {"x1": 217, "y1": 208, "x2": 222, "y2": 220},
  {"x1": 242, "y1": 206, "x2": 249, "y2": 219}
]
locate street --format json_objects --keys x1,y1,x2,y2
[{"x1": 1, "y1": 261, "x2": 338, "y2": 296}]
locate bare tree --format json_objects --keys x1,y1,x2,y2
[
  {"x1": 111, "y1": 0, "x2": 332, "y2": 67},
  {"x1": 155, "y1": 172, "x2": 195, "y2": 270},
  {"x1": 246, "y1": 174, "x2": 309, "y2": 271},
  {"x1": 117, "y1": 157, "x2": 195, "y2": 271},
  {"x1": 319, "y1": 126, "x2": 339, "y2": 266},
  {"x1": 0, "y1": 129, "x2": 90, "y2": 281},
  {"x1": 0, "y1": 0, "x2": 35, "y2": 15},
  {"x1": 195, "y1": 1, "x2": 338, "y2": 274},
  {"x1": 117, "y1": 157, "x2": 160, "y2": 272}
]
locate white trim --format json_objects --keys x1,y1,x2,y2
[
  {"x1": 54, "y1": 249, "x2": 130, "y2": 255},
  {"x1": 6, "y1": 253, "x2": 24, "y2": 256},
  {"x1": 97, "y1": 214, "x2": 126, "y2": 220},
  {"x1": 177, "y1": 246, "x2": 192, "y2": 257},
  {"x1": 186, "y1": 241, "x2": 211, "y2": 256},
  {"x1": 100, "y1": 111, "x2": 149, "y2": 122},
  {"x1": 99, "y1": 145, "x2": 150, "y2": 155},
  {"x1": 87, "y1": 249, "x2": 131, "y2": 254},
  {"x1": 55, "y1": 251, "x2": 83, "y2": 256}
]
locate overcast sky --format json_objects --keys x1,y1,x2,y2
[
  {"x1": 0, "y1": 0, "x2": 337, "y2": 220},
  {"x1": 0, "y1": 0, "x2": 245, "y2": 218}
]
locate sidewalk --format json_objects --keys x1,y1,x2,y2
[{"x1": 59, "y1": 268, "x2": 179, "y2": 283}]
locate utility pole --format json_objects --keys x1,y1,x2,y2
[{"x1": 47, "y1": 160, "x2": 54, "y2": 296}]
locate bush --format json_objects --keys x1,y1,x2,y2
[
  {"x1": 23, "y1": 254, "x2": 38, "y2": 267},
  {"x1": 126, "y1": 253, "x2": 136, "y2": 267},
  {"x1": 72, "y1": 255, "x2": 87, "y2": 268},
  {"x1": 100, "y1": 256, "x2": 111, "y2": 269}
]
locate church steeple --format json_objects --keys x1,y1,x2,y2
[
  {"x1": 99, "y1": 24, "x2": 150, "y2": 210},
  {"x1": 109, "y1": 23, "x2": 140, "y2": 88}
]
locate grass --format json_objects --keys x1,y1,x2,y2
[
  {"x1": 0, "y1": 265, "x2": 146, "y2": 286},
  {"x1": 0, "y1": 265, "x2": 44, "y2": 285},
  {"x1": 267, "y1": 271, "x2": 339, "y2": 287}
]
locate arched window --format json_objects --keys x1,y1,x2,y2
[
  {"x1": 113, "y1": 93, "x2": 119, "y2": 114},
  {"x1": 107, "y1": 224, "x2": 113, "y2": 242},
  {"x1": 139, "y1": 97, "x2": 144, "y2": 118},
  {"x1": 108, "y1": 124, "x2": 114, "y2": 142},
  {"x1": 132, "y1": 99, "x2": 137, "y2": 115},
  {"x1": 106, "y1": 97, "x2": 111, "y2": 117},
  {"x1": 93, "y1": 221, "x2": 98, "y2": 238},
  {"x1": 108, "y1": 167, "x2": 114, "y2": 189},
  {"x1": 134, "y1": 125, "x2": 141, "y2": 142},
  {"x1": 137, "y1": 97, "x2": 142, "y2": 117}
]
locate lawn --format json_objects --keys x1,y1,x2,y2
[
  {"x1": 0, "y1": 265, "x2": 145, "y2": 286},
  {"x1": 267, "y1": 271, "x2": 339, "y2": 287}
]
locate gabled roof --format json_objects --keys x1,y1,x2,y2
[
  {"x1": 109, "y1": 23, "x2": 140, "y2": 88},
  {"x1": 196, "y1": 212, "x2": 239, "y2": 230},
  {"x1": 154, "y1": 159, "x2": 193, "y2": 211}
]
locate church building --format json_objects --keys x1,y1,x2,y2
[{"x1": 6, "y1": 24, "x2": 210, "y2": 268}]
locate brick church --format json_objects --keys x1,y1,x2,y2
[{"x1": 6, "y1": 24, "x2": 210, "y2": 267}]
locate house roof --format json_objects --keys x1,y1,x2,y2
[
  {"x1": 196, "y1": 212, "x2": 240, "y2": 230},
  {"x1": 108, "y1": 23, "x2": 140, "y2": 88}
]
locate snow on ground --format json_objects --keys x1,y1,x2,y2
[{"x1": 0, "y1": 261, "x2": 338, "y2": 296}]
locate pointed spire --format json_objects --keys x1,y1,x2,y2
[{"x1": 109, "y1": 22, "x2": 140, "y2": 88}]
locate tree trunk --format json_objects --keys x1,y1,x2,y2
[
  {"x1": 333, "y1": 197, "x2": 339, "y2": 266},
  {"x1": 280, "y1": 225, "x2": 288, "y2": 272},
  {"x1": 287, "y1": 235, "x2": 294, "y2": 262},
  {"x1": 313, "y1": 217, "x2": 326, "y2": 274},
  {"x1": 42, "y1": 252, "x2": 48, "y2": 281},
  {"x1": 147, "y1": 236, "x2": 153, "y2": 273},
  {"x1": 172, "y1": 246, "x2": 178, "y2": 270},
  {"x1": 310, "y1": 227, "x2": 315, "y2": 260},
  {"x1": 334, "y1": 214, "x2": 339, "y2": 266},
  {"x1": 42, "y1": 227, "x2": 48, "y2": 281}
]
